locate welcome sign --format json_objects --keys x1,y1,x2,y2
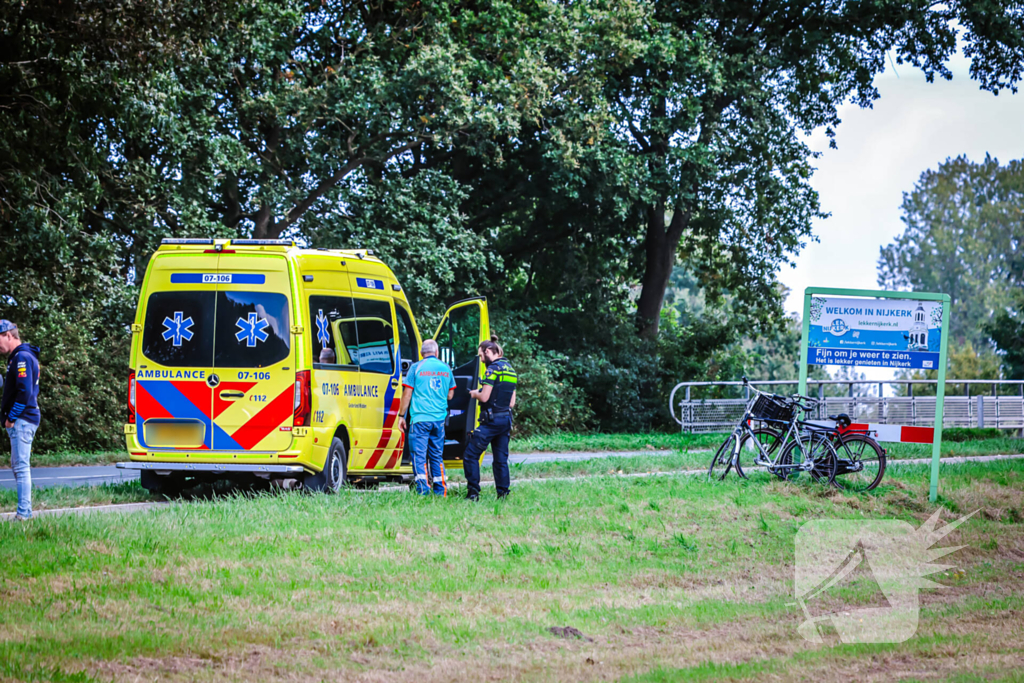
[
  {"x1": 807, "y1": 296, "x2": 943, "y2": 370},
  {"x1": 798, "y1": 287, "x2": 950, "y2": 503}
]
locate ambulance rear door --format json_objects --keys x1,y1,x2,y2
[
  {"x1": 135, "y1": 253, "x2": 219, "y2": 451},
  {"x1": 209, "y1": 252, "x2": 296, "y2": 452},
  {"x1": 433, "y1": 298, "x2": 490, "y2": 464}
]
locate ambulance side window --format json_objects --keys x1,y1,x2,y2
[
  {"x1": 309, "y1": 295, "x2": 358, "y2": 367},
  {"x1": 394, "y1": 306, "x2": 415, "y2": 375},
  {"x1": 351, "y1": 298, "x2": 396, "y2": 375}
]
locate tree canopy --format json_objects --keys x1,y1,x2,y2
[
  {"x1": 879, "y1": 155, "x2": 1024, "y2": 347},
  {"x1": 3, "y1": 0, "x2": 1024, "y2": 448}
]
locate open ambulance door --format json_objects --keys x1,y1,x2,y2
[{"x1": 433, "y1": 297, "x2": 490, "y2": 465}]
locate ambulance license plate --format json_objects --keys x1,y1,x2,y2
[{"x1": 144, "y1": 419, "x2": 205, "y2": 448}]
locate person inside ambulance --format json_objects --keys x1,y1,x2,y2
[
  {"x1": 398, "y1": 339, "x2": 456, "y2": 496},
  {"x1": 463, "y1": 337, "x2": 516, "y2": 501}
]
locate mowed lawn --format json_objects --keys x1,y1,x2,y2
[
  {"x1": 9, "y1": 431, "x2": 1023, "y2": 471},
  {"x1": 1, "y1": 461, "x2": 1023, "y2": 682}
]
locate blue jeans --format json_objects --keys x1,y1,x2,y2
[
  {"x1": 409, "y1": 420, "x2": 447, "y2": 496},
  {"x1": 462, "y1": 411, "x2": 512, "y2": 499},
  {"x1": 7, "y1": 420, "x2": 38, "y2": 518}
]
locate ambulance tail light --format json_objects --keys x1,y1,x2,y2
[
  {"x1": 127, "y1": 370, "x2": 137, "y2": 424},
  {"x1": 293, "y1": 370, "x2": 312, "y2": 426}
]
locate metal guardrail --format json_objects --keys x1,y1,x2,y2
[{"x1": 669, "y1": 380, "x2": 1024, "y2": 433}]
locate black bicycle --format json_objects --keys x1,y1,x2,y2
[
  {"x1": 708, "y1": 381, "x2": 837, "y2": 486},
  {"x1": 730, "y1": 392, "x2": 887, "y2": 492}
]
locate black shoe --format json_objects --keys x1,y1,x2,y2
[{"x1": 466, "y1": 494, "x2": 479, "y2": 502}]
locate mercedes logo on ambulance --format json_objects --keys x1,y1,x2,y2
[{"x1": 207, "y1": 373, "x2": 220, "y2": 388}]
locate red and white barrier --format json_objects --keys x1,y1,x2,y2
[{"x1": 806, "y1": 421, "x2": 935, "y2": 444}]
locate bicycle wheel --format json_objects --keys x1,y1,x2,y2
[
  {"x1": 776, "y1": 434, "x2": 837, "y2": 485},
  {"x1": 833, "y1": 433, "x2": 886, "y2": 492},
  {"x1": 734, "y1": 428, "x2": 781, "y2": 481},
  {"x1": 708, "y1": 432, "x2": 737, "y2": 481}
]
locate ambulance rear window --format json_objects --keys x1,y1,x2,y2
[
  {"x1": 214, "y1": 291, "x2": 291, "y2": 368},
  {"x1": 141, "y1": 291, "x2": 215, "y2": 367}
]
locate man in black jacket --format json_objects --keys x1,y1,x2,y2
[{"x1": 1, "y1": 320, "x2": 41, "y2": 521}]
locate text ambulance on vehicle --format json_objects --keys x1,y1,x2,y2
[{"x1": 118, "y1": 238, "x2": 489, "y2": 494}]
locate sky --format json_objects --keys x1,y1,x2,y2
[
  {"x1": 777, "y1": 52, "x2": 1024, "y2": 387},
  {"x1": 781, "y1": 55, "x2": 1024, "y2": 316}
]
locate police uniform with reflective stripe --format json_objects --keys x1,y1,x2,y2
[{"x1": 462, "y1": 358, "x2": 517, "y2": 499}]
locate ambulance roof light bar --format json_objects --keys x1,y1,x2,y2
[
  {"x1": 161, "y1": 238, "x2": 215, "y2": 245},
  {"x1": 231, "y1": 238, "x2": 295, "y2": 246}
]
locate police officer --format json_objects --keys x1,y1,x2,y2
[{"x1": 463, "y1": 338, "x2": 516, "y2": 501}]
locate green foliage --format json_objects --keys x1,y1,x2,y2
[
  {"x1": 4, "y1": 1, "x2": 1024, "y2": 447},
  {"x1": 0, "y1": 222, "x2": 134, "y2": 452},
  {"x1": 898, "y1": 340, "x2": 1004, "y2": 397},
  {"x1": 307, "y1": 170, "x2": 494, "y2": 317},
  {"x1": 878, "y1": 155, "x2": 1024, "y2": 346},
  {"x1": 942, "y1": 428, "x2": 1010, "y2": 443},
  {"x1": 490, "y1": 310, "x2": 592, "y2": 436},
  {"x1": 985, "y1": 260, "x2": 1024, "y2": 379}
]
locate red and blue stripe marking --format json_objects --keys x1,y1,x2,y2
[{"x1": 136, "y1": 380, "x2": 291, "y2": 451}]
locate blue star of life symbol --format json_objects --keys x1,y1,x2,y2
[
  {"x1": 161, "y1": 311, "x2": 195, "y2": 347},
  {"x1": 235, "y1": 312, "x2": 270, "y2": 347},
  {"x1": 316, "y1": 309, "x2": 331, "y2": 347}
]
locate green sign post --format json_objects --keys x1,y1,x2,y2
[{"x1": 798, "y1": 287, "x2": 951, "y2": 502}]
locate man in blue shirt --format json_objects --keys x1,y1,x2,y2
[
  {"x1": 0, "y1": 320, "x2": 41, "y2": 521},
  {"x1": 398, "y1": 339, "x2": 455, "y2": 496}
]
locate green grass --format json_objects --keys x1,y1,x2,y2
[
  {"x1": 1, "y1": 458, "x2": 1022, "y2": 681},
  {"x1": 11, "y1": 431, "x2": 1021, "y2": 468},
  {"x1": 884, "y1": 436, "x2": 1024, "y2": 459},
  {"x1": 0, "y1": 481, "x2": 156, "y2": 514},
  {"x1": 513, "y1": 432, "x2": 722, "y2": 453}
]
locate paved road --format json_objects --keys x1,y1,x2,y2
[
  {"x1": 0, "y1": 450, "x2": 679, "y2": 491},
  {"x1": 0, "y1": 465, "x2": 140, "y2": 490}
]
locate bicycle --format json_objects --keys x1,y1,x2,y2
[
  {"x1": 733, "y1": 399, "x2": 887, "y2": 492},
  {"x1": 824, "y1": 413, "x2": 887, "y2": 492},
  {"x1": 708, "y1": 380, "x2": 838, "y2": 486}
]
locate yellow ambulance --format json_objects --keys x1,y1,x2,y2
[{"x1": 117, "y1": 238, "x2": 489, "y2": 494}]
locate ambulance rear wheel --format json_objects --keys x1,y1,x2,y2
[
  {"x1": 306, "y1": 437, "x2": 348, "y2": 493},
  {"x1": 139, "y1": 470, "x2": 185, "y2": 498}
]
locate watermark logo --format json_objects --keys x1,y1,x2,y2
[{"x1": 792, "y1": 509, "x2": 975, "y2": 644}]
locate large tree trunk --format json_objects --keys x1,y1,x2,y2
[{"x1": 636, "y1": 199, "x2": 688, "y2": 339}]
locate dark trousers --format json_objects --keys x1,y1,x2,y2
[{"x1": 462, "y1": 412, "x2": 512, "y2": 498}]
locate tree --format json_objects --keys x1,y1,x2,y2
[
  {"x1": 985, "y1": 251, "x2": 1024, "y2": 380},
  {"x1": 986, "y1": 292, "x2": 1024, "y2": 380},
  {"x1": 898, "y1": 340, "x2": 1004, "y2": 396},
  {"x1": 1, "y1": 0, "x2": 238, "y2": 451},
  {"x1": 879, "y1": 155, "x2": 1024, "y2": 346},
  {"x1": 610, "y1": 1, "x2": 1024, "y2": 339}
]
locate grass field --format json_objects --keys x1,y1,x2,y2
[
  {"x1": 10, "y1": 430, "x2": 1023, "y2": 469},
  {"x1": 1, "y1": 458, "x2": 1022, "y2": 681}
]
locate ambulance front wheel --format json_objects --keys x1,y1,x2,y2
[{"x1": 305, "y1": 437, "x2": 348, "y2": 493}]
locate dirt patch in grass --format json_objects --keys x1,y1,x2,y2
[{"x1": 82, "y1": 560, "x2": 1024, "y2": 683}]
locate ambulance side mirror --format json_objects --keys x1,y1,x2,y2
[{"x1": 400, "y1": 358, "x2": 412, "y2": 375}]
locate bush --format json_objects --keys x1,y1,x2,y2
[
  {"x1": 942, "y1": 428, "x2": 1014, "y2": 442},
  {"x1": 489, "y1": 310, "x2": 592, "y2": 436}
]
